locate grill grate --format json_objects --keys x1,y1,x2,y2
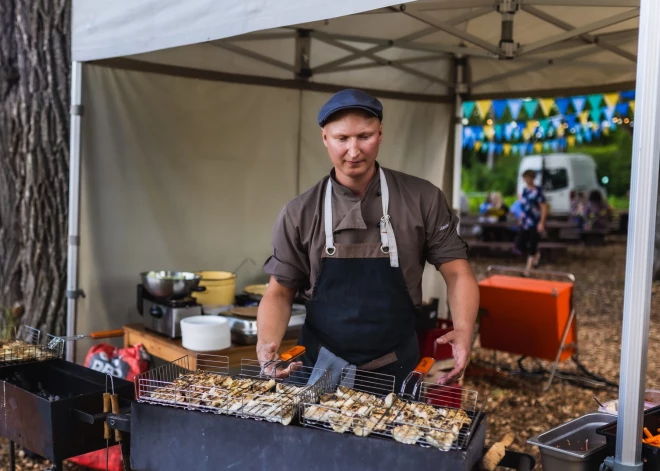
[
  {"x1": 0, "y1": 326, "x2": 62, "y2": 367},
  {"x1": 301, "y1": 367, "x2": 479, "y2": 452},
  {"x1": 135, "y1": 354, "x2": 331, "y2": 424}
]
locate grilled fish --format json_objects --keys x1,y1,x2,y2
[{"x1": 392, "y1": 425, "x2": 424, "y2": 445}]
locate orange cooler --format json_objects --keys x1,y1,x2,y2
[{"x1": 478, "y1": 275, "x2": 576, "y2": 362}]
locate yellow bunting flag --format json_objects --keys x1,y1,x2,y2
[
  {"x1": 522, "y1": 129, "x2": 532, "y2": 140},
  {"x1": 474, "y1": 141, "x2": 483, "y2": 151},
  {"x1": 630, "y1": 100, "x2": 635, "y2": 113},
  {"x1": 603, "y1": 127, "x2": 611, "y2": 136},
  {"x1": 483, "y1": 125, "x2": 495, "y2": 139},
  {"x1": 579, "y1": 111, "x2": 589, "y2": 124},
  {"x1": 556, "y1": 126, "x2": 565, "y2": 137},
  {"x1": 534, "y1": 142, "x2": 543, "y2": 153},
  {"x1": 503, "y1": 144, "x2": 512, "y2": 155},
  {"x1": 604, "y1": 93, "x2": 620, "y2": 108},
  {"x1": 539, "y1": 98, "x2": 555, "y2": 117},
  {"x1": 475, "y1": 100, "x2": 492, "y2": 119},
  {"x1": 567, "y1": 135, "x2": 576, "y2": 148}
]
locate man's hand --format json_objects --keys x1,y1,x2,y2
[
  {"x1": 256, "y1": 341, "x2": 303, "y2": 378},
  {"x1": 435, "y1": 328, "x2": 472, "y2": 385},
  {"x1": 257, "y1": 341, "x2": 279, "y2": 366},
  {"x1": 437, "y1": 259, "x2": 479, "y2": 386},
  {"x1": 537, "y1": 222, "x2": 545, "y2": 232}
]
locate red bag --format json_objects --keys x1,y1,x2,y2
[
  {"x1": 83, "y1": 343, "x2": 151, "y2": 382},
  {"x1": 68, "y1": 344, "x2": 151, "y2": 470}
]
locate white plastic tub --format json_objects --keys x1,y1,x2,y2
[{"x1": 180, "y1": 316, "x2": 231, "y2": 352}]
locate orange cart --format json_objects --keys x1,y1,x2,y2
[{"x1": 478, "y1": 265, "x2": 577, "y2": 391}]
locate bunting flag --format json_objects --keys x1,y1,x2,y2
[
  {"x1": 507, "y1": 99, "x2": 524, "y2": 120},
  {"x1": 620, "y1": 90, "x2": 635, "y2": 100},
  {"x1": 555, "y1": 98, "x2": 570, "y2": 116},
  {"x1": 579, "y1": 111, "x2": 590, "y2": 125},
  {"x1": 534, "y1": 142, "x2": 543, "y2": 153},
  {"x1": 588, "y1": 94, "x2": 603, "y2": 111},
  {"x1": 492, "y1": 100, "x2": 508, "y2": 119},
  {"x1": 572, "y1": 96, "x2": 587, "y2": 114},
  {"x1": 604, "y1": 92, "x2": 620, "y2": 108},
  {"x1": 602, "y1": 106, "x2": 615, "y2": 122},
  {"x1": 475, "y1": 100, "x2": 492, "y2": 119},
  {"x1": 503, "y1": 143, "x2": 512, "y2": 155},
  {"x1": 523, "y1": 100, "x2": 539, "y2": 119},
  {"x1": 462, "y1": 101, "x2": 476, "y2": 119},
  {"x1": 616, "y1": 102, "x2": 630, "y2": 116},
  {"x1": 483, "y1": 125, "x2": 495, "y2": 139},
  {"x1": 590, "y1": 108, "x2": 602, "y2": 122},
  {"x1": 539, "y1": 98, "x2": 555, "y2": 117},
  {"x1": 474, "y1": 141, "x2": 482, "y2": 151},
  {"x1": 630, "y1": 100, "x2": 635, "y2": 113},
  {"x1": 565, "y1": 115, "x2": 577, "y2": 129}
]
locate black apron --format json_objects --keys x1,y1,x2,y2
[{"x1": 298, "y1": 168, "x2": 419, "y2": 390}]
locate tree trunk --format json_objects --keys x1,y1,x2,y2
[{"x1": 0, "y1": 0, "x2": 71, "y2": 336}]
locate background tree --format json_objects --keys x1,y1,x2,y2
[{"x1": 0, "y1": 0, "x2": 70, "y2": 335}]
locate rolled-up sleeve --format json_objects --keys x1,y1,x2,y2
[
  {"x1": 424, "y1": 187, "x2": 469, "y2": 266},
  {"x1": 263, "y1": 207, "x2": 309, "y2": 289}
]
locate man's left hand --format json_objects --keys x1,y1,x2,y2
[
  {"x1": 435, "y1": 328, "x2": 472, "y2": 385},
  {"x1": 537, "y1": 222, "x2": 545, "y2": 232}
]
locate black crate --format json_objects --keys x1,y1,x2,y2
[{"x1": 596, "y1": 405, "x2": 660, "y2": 470}]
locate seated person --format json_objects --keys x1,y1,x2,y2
[
  {"x1": 570, "y1": 191, "x2": 586, "y2": 228},
  {"x1": 584, "y1": 190, "x2": 612, "y2": 231}
]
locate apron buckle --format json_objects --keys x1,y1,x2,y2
[
  {"x1": 325, "y1": 246, "x2": 336, "y2": 256},
  {"x1": 380, "y1": 245, "x2": 390, "y2": 254}
]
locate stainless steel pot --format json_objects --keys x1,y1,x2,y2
[{"x1": 140, "y1": 271, "x2": 205, "y2": 299}]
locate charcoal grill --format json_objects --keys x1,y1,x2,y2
[{"x1": 0, "y1": 358, "x2": 134, "y2": 470}]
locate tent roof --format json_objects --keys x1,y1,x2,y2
[{"x1": 73, "y1": 0, "x2": 639, "y2": 98}]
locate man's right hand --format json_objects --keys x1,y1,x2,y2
[{"x1": 257, "y1": 341, "x2": 279, "y2": 366}]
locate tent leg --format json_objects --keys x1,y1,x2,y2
[
  {"x1": 613, "y1": 0, "x2": 660, "y2": 469},
  {"x1": 66, "y1": 61, "x2": 84, "y2": 363},
  {"x1": 452, "y1": 56, "x2": 467, "y2": 215}
]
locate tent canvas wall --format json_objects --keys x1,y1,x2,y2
[{"x1": 70, "y1": 1, "x2": 654, "y2": 467}]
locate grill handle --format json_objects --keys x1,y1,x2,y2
[
  {"x1": 107, "y1": 412, "x2": 131, "y2": 434},
  {"x1": 400, "y1": 357, "x2": 436, "y2": 400}
]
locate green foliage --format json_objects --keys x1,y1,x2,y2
[{"x1": 461, "y1": 149, "x2": 521, "y2": 197}]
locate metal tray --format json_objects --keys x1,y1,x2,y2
[{"x1": 528, "y1": 413, "x2": 612, "y2": 471}]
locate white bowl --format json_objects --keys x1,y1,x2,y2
[{"x1": 180, "y1": 316, "x2": 231, "y2": 352}]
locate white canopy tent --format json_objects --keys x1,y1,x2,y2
[{"x1": 69, "y1": 1, "x2": 656, "y2": 468}]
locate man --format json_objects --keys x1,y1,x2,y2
[
  {"x1": 257, "y1": 89, "x2": 479, "y2": 387},
  {"x1": 517, "y1": 169, "x2": 548, "y2": 270}
]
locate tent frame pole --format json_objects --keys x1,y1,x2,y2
[
  {"x1": 452, "y1": 56, "x2": 468, "y2": 213},
  {"x1": 611, "y1": 0, "x2": 660, "y2": 469},
  {"x1": 66, "y1": 61, "x2": 84, "y2": 362}
]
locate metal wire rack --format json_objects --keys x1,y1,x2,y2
[
  {"x1": 0, "y1": 326, "x2": 62, "y2": 366},
  {"x1": 301, "y1": 367, "x2": 480, "y2": 452},
  {"x1": 135, "y1": 354, "x2": 331, "y2": 424}
]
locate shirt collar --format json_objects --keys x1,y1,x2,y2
[{"x1": 329, "y1": 162, "x2": 381, "y2": 200}]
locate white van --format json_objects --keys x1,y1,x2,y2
[{"x1": 516, "y1": 153, "x2": 606, "y2": 216}]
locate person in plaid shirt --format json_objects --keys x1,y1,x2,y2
[{"x1": 516, "y1": 169, "x2": 548, "y2": 270}]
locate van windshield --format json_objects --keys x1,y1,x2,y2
[{"x1": 542, "y1": 168, "x2": 569, "y2": 191}]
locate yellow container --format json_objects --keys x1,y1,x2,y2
[{"x1": 193, "y1": 271, "x2": 236, "y2": 306}]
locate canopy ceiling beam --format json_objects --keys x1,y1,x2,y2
[
  {"x1": 311, "y1": 7, "x2": 492, "y2": 74},
  {"x1": 518, "y1": 8, "x2": 640, "y2": 56},
  {"x1": 318, "y1": 54, "x2": 449, "y2": 74},
  {"x1": 503, "y1": 56, "x2": 636, "y2": 69},
  {"x1": 402, "y1": 9, "x2": 502, "y2": 56},
  {"x1": 91, "y1": 58, "x2": 454, "y2": 103},
  {"x1": 472, "y1": 45, "x2": 603, "y2": 87},
  {"x1": 521, "y1": 4, "x2": 637, "y2": 62},
  {"x1": 520, "y1": 0, "x2": 639, "y2": 5},
  {"x1": 405, "y1": 0, "x2": 497, "y2": 11},
  {"x1": 210, "y1": 42, "x2": 296, "y2": 72},
  {"x1": 312, "y1": 32, "x2": 452, "y2": 87},
  {"x1": 468, "y1": 80, "x2": 636, "y2": 100},
  {"x1": 225, "y1": 32, "x2": 297, "y2": 42}
]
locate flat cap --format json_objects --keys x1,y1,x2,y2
[{"x1": 318, "y1": 89, "x2": 383, "y2": 127}]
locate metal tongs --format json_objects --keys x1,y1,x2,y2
[
  {"x1": 399, "y1": 357, "x2": 436, "y2": 400},
  {"x1": 47, "y1": 330, "x2": 125, "y2": 350},
  {"x1": 260, "y1": 345, "x2": 306, "y2": 378}
]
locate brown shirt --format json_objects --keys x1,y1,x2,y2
[{"x1": 263, "y1": 165, "x2": 468, "y2": 308}]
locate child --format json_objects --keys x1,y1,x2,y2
[
  {"x1": 516, "y1": 169, "x2": 548, "y2": 270},
  {"x1": 584, "y1": 190, "x2": 612, "y2": 231}
]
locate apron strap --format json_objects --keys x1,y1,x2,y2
[
  {"x1": 323, "y1": 168, "x2": 399, "y2": 267},
  {"x1": 324, "y1": 180, "x2": 336, "y2": 256},
  {"x1": 379, "y1": 167, "x2": 399, "y2": 267}
]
